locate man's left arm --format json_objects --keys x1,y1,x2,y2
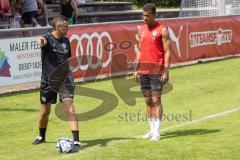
[{"x1": 161, "y1": 27, "x2": 171, "y2": 83}]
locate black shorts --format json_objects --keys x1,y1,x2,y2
[
  {"x1": 40, "y1": 76, "x2": 74, "y2": 104},
  {"x1": 139, "y1": 74, "x2": 163, "y2": 91},
  {"x1": 21, "y1": 11, "x2": 37, "y2": 24}
]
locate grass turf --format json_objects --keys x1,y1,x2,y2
[{"x1": 0, "y1": 57, "x2": 240, "y2": 160}]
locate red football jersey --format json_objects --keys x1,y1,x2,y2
[{"x1": 138, "y1": 21, "x2": 166, "y2": 75}]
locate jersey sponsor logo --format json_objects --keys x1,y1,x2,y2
[
  {"x1": 189, "y1": 28, "x2": 232, "y2": 48},
  {"x1": 69, "y1": 32, "x2": 112, "y2": 71}
]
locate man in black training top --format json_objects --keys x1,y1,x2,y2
[{"x1": 33, "y1": 15, "x2": 80, "y2": 152}]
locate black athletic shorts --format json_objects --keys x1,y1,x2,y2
[
  {"x1": 40, "y1": 76, "x2": 74, "y2": 104},
  {"x1": 139, "y1": 74, "x2": 163, "y2": 91},
  {"x1": 21, "y1": 11, "x2": 37, "y2": 24}
]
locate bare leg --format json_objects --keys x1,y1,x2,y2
[
  {"x1": 22, "y1": 23, "x2": 33, "y2": 37},
  {"x1": 61, "y1": 99, "x2": 79, "y2": 131},
  {"x1": 142, "y1": 90, "x2": 153, "y2": 118},
  {"x1": 152, "y1": 91, "x2": 163, "y2": 120},
  {"x1": 150, "y1": 91, "x2": 162, "y2": 141},
  {"x1": 39, "y1": 104, "x2": 51, "y2": 128},
  {"x1": 141, "y1": 90, "x2": 155, "y2": 138},
  {"x1": 33, "y1": 104, "x2": 51, "y2": 144},
  {"x1": 61, "y1": 99, "x2": 81, "y2": 152},
  {"x1": 32, "y1": 17, "x2": 40, "y2": 26}
]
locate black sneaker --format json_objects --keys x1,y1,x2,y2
[
  {"x1": 70, "y1": 141, "x2": 81, "y2": 153},
  {"x1": 32, "y1": 136, "x2": 45, "y2": 144}
]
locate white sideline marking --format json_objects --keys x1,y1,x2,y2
[
  {"x1": 161, "y1": 108, "x2": 240, "y2": 132},
  {"x1": 52, "y1": 108, "x2": 240, "y2": 160},
  {"x1": 136, "y1": 108, "x2": 240, "y2": 138}
]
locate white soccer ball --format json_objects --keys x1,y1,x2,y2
[{"x1": 56, "y1": 137, "x2": 74, "y2": 153}]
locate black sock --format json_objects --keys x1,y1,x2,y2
[
  {"x1": 39, "y1": 128, "x2": 46, "y2": 139},
  {"x1": 72, "y1": 130, "x2": 80, "y2": 142}
]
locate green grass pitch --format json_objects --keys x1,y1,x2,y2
[{"x1": 0, "y1": 57, "x2": 240, "y2": 160}]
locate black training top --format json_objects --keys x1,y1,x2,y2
[{"x1": 41, "y1": 33, "x2": 71, "y2": 80}]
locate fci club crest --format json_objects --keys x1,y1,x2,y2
[
  {"x1": 152, "y1": 31, "x2": 158, "y2": 37},
  {"x1": 62, "y1": 43, "x2": 66, "y2": 49},
  {"x1": 152, "y1": 31, "x2": 158, "y2": 41}
]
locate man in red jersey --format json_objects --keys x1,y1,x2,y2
[{"x1": 133, "y1": 3, "x2": 171, "y2": 141}]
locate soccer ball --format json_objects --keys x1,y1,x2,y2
[{"x1": 56, "y1": 137, "x2": 74, "y2": 153}]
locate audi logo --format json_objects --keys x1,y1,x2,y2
[{"x1": 69, "y1": 32, "x2": 113, "y2": 71}]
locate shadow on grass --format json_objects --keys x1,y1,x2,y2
[
  {"x1": 0, "y1": 108, "x2": 38, "y2": 112},
  {"x1": 81, "y1": 137, "x2": 135, "y2": 149},
  {"x1": 44, "y1": 141, "x2": 57, "y2": 144},
  {"x1": 161, "y1": 129, "x2": 221, "y2": 140},
  {"x1": 37, "y1": 137, "x2": 135, "y2": 148},
  {"x1": 0, "y1": 89, "x2": 39, "y2": 97}
]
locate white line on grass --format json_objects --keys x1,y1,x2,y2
[
  {"x1": 52, "y1": 108, "x2": 240, "y2": 160},
  {"x1": 161, "y1": 108, "x2": 240, "y2": 132},
  {"x1": 136, "y1": 108, "x2": 240, "y2": 138}
]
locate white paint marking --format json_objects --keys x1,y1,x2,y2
[
  {"x1": 52, "y1": 108, "x2": 240, "y2": 160},
  {"x1": 136, "y1": 108, "x2": 240, "y2": 137}
]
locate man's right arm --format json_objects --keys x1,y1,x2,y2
[{"x1": 37, "y1": 36, "x2": 47, "y2": 47}]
